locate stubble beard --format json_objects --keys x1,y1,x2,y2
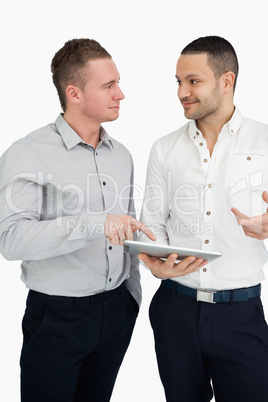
[
  {"x1": 184, "y1": 82, "x2": 221, "y2": 122},
  {"x1": 81, "y1": 104, "x2": 119, "y2": 124}
]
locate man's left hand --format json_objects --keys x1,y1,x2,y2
[{"x1": 231, "y1": 191, "x2": 268, "y2": 240}]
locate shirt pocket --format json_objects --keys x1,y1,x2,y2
[{"x1": 227, "y1": 150, "x2": 267, "y2": 216}]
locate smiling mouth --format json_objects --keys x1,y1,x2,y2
[
  {"x1": 181, "y1": 101, "x2": 198, "y2": 109},
  {"x1": 180, "y1": 97, "x2": 199, "y2": 108}
]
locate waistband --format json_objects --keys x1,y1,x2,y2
[
  {"x1": 161, "y1": 280, "x2": 261, "y2": 304},
  {"x1": 29, "y1": 281, "x2": 126, "y2": 305}
]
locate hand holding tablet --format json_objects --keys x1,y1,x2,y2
[
  {"x1": 123, "y1": 240, "x2": 222, "y2": 279},
  {"x1": 123, "y1": 240, "x2": 222, "y2": 263}
]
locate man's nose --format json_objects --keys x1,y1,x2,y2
[
  {"x1": 177, "y1": 83, "x2": 191, "y2": 99},
  {"x1": 114, "y1": 84, "x2": 125, "y2": 100}
]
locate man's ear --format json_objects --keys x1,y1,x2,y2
[
  {"x1": 222, "y1": 71, "x2": 235, "y2": 93},
  {"x1": 65, "y1": 85, "x2": 81, "y2": 105}
]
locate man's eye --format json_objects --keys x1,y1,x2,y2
[
  {"x1": 191, "y1": 80, "x2": 198, "y2": 84},
  {"x1": 176, "y1": 80, "x2": 182, "y2": 85}
]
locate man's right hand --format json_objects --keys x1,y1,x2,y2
[
  {"x1": 138, "y1": 253, "x2": 207, "y2": 279},
  {"x1": 105, "y1": 214, "x2": 157, "y2": 246}
]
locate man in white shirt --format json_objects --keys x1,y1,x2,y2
[{"x1": 139, "y1": 36, "x2": 268, "y2": 402}]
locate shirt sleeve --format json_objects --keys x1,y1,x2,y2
[
  {"x1": 139, "y1": 140, "x2": 170, "y2": 245},
  {"x1": 0, "y1": 143, "x2": 107, "y2": 261},
  {"x1": 124, "y1": 159, "x2": 142, "y2": 306}
]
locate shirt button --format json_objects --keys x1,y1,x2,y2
[
  {"x1": 199, "y1": 142, "x2": 203, "y2": 146},
  {"x1": 205, "y1": 239, "x2": 209, "y2": 244},
  {"x1": 206, "y1": 211, "x2": 211, "y2": 215},
  {"x1": 109, "y1": 278, "x2": 112, "y2": 282},
  {"x1": 231, "y1": 129, "x2": 234, "y2": 133},
  {"x1": 196, "y1": 131, "x2": 199, "y2": 135},
  {"x1": 103, "y1": 181, "x2": 106, "y2": 185},
  {"x1": 208, "y1": 184, "x2": 212, "y2": 188},
  {"x1": 203, "y1": 268, "x2": 207, "y2": 272},
  {"x1": 247, "y1": 156, "x2": 251, "y2": 161},
  {"x1": 109, "y1": 246, "x2": 112, "y2": 250},
  {"x1": 204, "y1": 159, "x2": 208, "y2": 163}
]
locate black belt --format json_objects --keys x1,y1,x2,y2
[
  {"x1": 29, "y1": 282, "x2": 126, "y2": 305},
  {"x1": 161, "y1": 279, "x2": 261, "y2": 304}
]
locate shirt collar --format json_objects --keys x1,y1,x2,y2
[
  {"x1": 54, "y1": 114, "x2": 114, "y2": 151},
  {"x1": 188, "y1": 107, "x2": 243, "y2": 141}
]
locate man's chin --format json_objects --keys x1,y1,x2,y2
[
  {"x1": 110, "y1": 115, "x2": 119, "y2": 122},
  {"x1": 104, "y1": 114, "x2": 120, "y2": 123},
  {"x1": 184, "y1": 110, "x2": 195, "y2": 120}
]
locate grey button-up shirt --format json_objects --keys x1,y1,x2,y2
[{"x1": 0, "y1": 114, "x2": 141, "y2": 304}]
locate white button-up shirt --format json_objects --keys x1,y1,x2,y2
[{"x1": 140, "y1": 108, "x2": 268, "y2": 290}]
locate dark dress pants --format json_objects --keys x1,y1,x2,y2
[
  {"x1": 20, "y1": 282, "x2": 138, "y2": 402},
  {"x1": 149, "y1": 282, "x2": 268, "y2": 402}
]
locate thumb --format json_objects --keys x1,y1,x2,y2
[
  {"x1": 262, "y1": 190, "x2": 268, "y2": 204},
  {"x1": 231, "y1": 207, "x2": 248, "y2": 223}
]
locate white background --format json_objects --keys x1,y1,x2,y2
[{"x1": 1, "y1": 0, "x2": 268, "y2": 401}]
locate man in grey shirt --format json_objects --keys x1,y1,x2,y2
[{"x1": 0, "y1": 38, "x2": 155, "y2": 402}]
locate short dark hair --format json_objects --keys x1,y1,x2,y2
[
  {"x1": 51, "y1": 38, "x2": 111, "y2": 111},
  {"x1": 181, "y1": 36, "x2": 239, "y2": 91}
]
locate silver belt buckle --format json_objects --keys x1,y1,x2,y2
[{"x1": 197, "y1": 289, "x2": 216, "y2": 303}]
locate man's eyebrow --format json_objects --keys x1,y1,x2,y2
[
  {"x1": 101, "y1": 78, "x2": 120, "y2": 87},
  {"x1": 175, "y1": 74, "x2": 202, "y2": 80}
]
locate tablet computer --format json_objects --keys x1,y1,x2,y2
[{"x1": 123, "y1": 240, "x2": 222, "y2": 263}]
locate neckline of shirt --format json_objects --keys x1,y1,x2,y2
[
  {"x1": 188, "y1": 107, "x2": 243, "y2": 142},
  {"x1": 54, "y1": 114, "x2": 114, "y2": 151}
]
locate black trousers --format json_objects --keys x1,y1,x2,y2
[
  {"x1": 20, "y1": 282, "x2": 138, "y2": 402},
  {"x1": 149, "y1": 282, "x2": 268, "y2": 402}
]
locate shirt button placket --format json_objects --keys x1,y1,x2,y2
[{"x1": 201, "y1": 150, "x2": 215, "y2": 288}]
